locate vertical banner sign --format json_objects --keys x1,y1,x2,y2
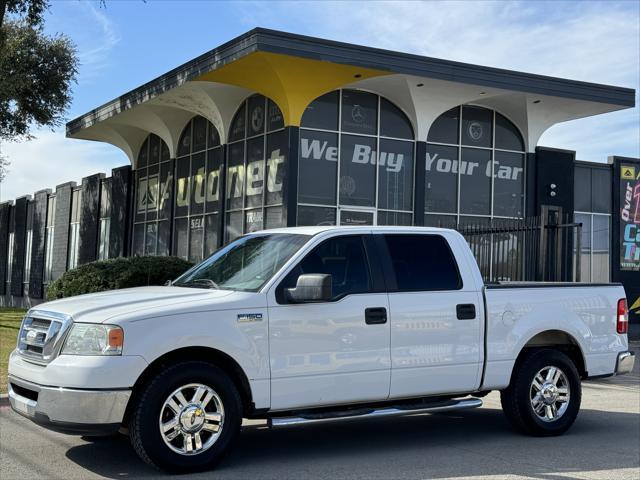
[{"x1": 620, "y1": 164, "x2": 640, "y2": 271}]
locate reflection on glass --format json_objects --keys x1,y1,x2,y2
[{"x1": 175, "y1": 233, "x2": 310, "y2": 291}]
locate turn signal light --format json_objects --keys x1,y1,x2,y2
[
  {"x1": 108, "y1": 327, "x2": 125, "y2": 348},
  {"x1": 617, "y1": 298, "x2": 628, "y2": 334}
]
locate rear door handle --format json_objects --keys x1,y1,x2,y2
[
  {"x1": 456, "y1": 304, "x2": 476, "y2": 320},
  {"x1": 365, "y1": 307, "x2": 387, "y2": 325}
]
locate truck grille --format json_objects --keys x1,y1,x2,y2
[{"x1": 17, "y1": 310, "x2": 72, "y2": 364}]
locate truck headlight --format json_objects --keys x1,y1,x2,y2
[{"x1": 61, "y1": 324, "x2": 124, "y2": 356}]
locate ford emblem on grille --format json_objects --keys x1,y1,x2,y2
[{"x1": 26, "y1": 330, "x2": 38, "y2": 342}]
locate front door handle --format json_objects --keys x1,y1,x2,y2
[
  {"x1": 365, "y1": 307, "x2": 387, "y2": 325},
  {"x1": 456, "y1": 304, "x2": 476, "y2": 320}
]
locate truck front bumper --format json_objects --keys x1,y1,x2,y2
[
  {"x1": 616, "y1": 351, "x2": 635, "y2": 375},
  {"x1": 8, "y1": 375, "x2": 131, "y2": 436}
]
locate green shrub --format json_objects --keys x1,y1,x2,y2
[{"x1": 46, "y1": 256, "x2": 193, "y2": 300}]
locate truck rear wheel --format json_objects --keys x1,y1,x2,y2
[
  {"x1": 129, "y1": 361, "x2": 242, "y2": 473},
  {"x1": 501, "y1": 349, "x2": 581, "y2": 436}
]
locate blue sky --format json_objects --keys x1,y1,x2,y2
[{"x1": 1, "y1": 0, "x2": 639, "y2": 200}]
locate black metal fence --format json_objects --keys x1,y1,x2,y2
[{"x1": 432, "y1": 215, "x2": 582, "y2": 283}]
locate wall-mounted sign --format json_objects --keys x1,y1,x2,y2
[{"x1": 620, "y1": 164, "x2": 640, "y2": 271}]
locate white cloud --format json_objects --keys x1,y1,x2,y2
[
  {"x1": 0, "y1": 130, "x2": 127, "y2": 202},
  {"x1": 237, "y1": 0, "x2": 640, "y2": 161}
]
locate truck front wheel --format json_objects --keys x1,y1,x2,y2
[
  {"x1": 129, "y1": 361, "x2": 242, "y2": 473},
  {"x1": 501, "y1": 349, "x2": 581, "y2": 436}
]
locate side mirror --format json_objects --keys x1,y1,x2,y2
[
  {"x1": 164, "y1": 280, "x2": 172, "y2": 286},
  {"x1": 285, "y1": 274, "x2": 332, "y2": 303}
]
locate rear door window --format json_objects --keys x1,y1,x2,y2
[{"x1": 383, "y1": 234, "x2": 462, "y2": 291}]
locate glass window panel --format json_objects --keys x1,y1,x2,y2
[
  {"x1": 173, "y1": 218, "x2": 188, "y2": 260},
  {"x1": 226, "y1": 142, "x2": 245, "y2": 210},
  {"x1": 192, "y1": 116, "x2": 208, "y2": 152},
  {"x1": 425, "y1": 144, "x2": 458, "y2": 213},
  {"x1": 592, "y1": 169, "x2": 612, "y2": 213},
  {"x1": 245, "y1": 137, "x2": 265, "y2": 208},
  {"x1": 459, "y1": 216, "x2": 491, "y2": 227},
  {"x1": 380, "y1": 98, "x2": 413, "y2": 139},
  {"x1": 341, "y1": 90, "x2": 377, "y2": 135},
  {"x1": 159, "y1": 161, "x2": 172, "y2": 220},
  {"x1": 427, "y1": 107, "x2": 459, "y2": 144},
  {"x1": 100, "y1": 181, "x2": 111, "y2": 218},
  {"x1": 301, "y1": 91, "x2": 339, "y2": 131},
  {"x1": 145, "y1": 222, "x2": 157, "y2": 256},
  {"x1": 204, "y1": 214, "x2": 219, "y2": 257},
  {"x1": 378, "y1": 139, "x2": 413, "y2": 211},
  {"x1": 493, "y1": 151, "x2": 525, "y2": 218},
  {"x1": 281, "y1": 235, "x2": 372, "y2": 299},
  {"x1": 424, "y1": 214, "x2": 457, "y2": 228},
  {"x1": 574, "y1": 167, "x2": 591, "y2": 212},
  {"x1": 135, "y1": 174, "x2": 147, "y2": 223},
  {"x1": 146, "y1": 164, "x2": 159, "y2": 221},
  {"x1": 384, "y1": 234, "x2": 461, "y2": 291},
  {"x1": 225, "y1": 211, "x2": 243, "y2": 243},
  {"x1": 189, "y1": 216, "x2": 204, "y2": 262},
  {"x1": 298, "y1": 130, "x2": 338, "y2": 205},
  {"x1": 297, "y1": 206, "x2": 336, "y2": 226},
  {"x1": 267, "y1": 99, "x2": 284, "y2": 132},
  {"x1": 245, "y1": 209, "x2": 264, "y2": 233},
  {"x1": 174, "y1": 157, "x2": 190, "y2": 218},
  {"x1": 177, "y1": 122, "x2": 192, "y2": 157},
  {"x1": 266, "y1": 131, "x2": 286, "y2": 205},
  {"x1": 340, "y1": 134, "x2": 376, "y2": 207},
  {"x1": 161, "y1": 141, "x2": 170, "y2": 162},
  {"x1": 207, "y1": 121, "x2": 220, "y2": 148},
  {"x1": 229, "y1": 103, "x2": 246, "y2": 142},
  {"x1": 377, "y1": 211, "x2": 412, "y2": 226},
  {"x1": 593, "y1": 215, "x2": 609, "y2": 251},
  {"x1": 149, "y1": 134, "x2": 161, "y2": 165},
  {"x1": 205, "y1": 147, "x2": 222, "y2": 213},
  {"x1": 190, "y1": 152, "x2": 206, "y2": 215},
  {"x1": 574, "y1": 213, "x2": 591, "y2": 249},
  {"x1": 339, "y1": 210, "x2": 374, "y2": 226},
  {"x1": 460, "y1": 148, "x2": 491, "y2": 215},
  {"x1": 157, "y1": 220, "x2": 170, "y2": 257},
  {"x1": 137, "y1": 138, "x2": 149, "y2": 168},
  {"x1": 133, "y1": 223, "x2": 145, "y2": 257},
  {"x1": 247, "y1": 95, "x2": 266, "y2": 137},
  {"x1": 265, "y1": 206, "x2": 284, "y2": 229},
  {"x1": 495, "y1": 113, "x2": 524, "y2": 151},
  {"x1": 461, "y1": 106, "x2": 492, "y2": 148}
]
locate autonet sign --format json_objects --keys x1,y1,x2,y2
[{"x1": 620, "y1": 164, "x2": 640, "y2": 271}]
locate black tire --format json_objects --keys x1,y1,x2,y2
[
  {"x1": 129, "y1": 361, "x2": 242, "y2": 473},
  {"x1": 501, "y1": 348, "x2": 581, "y2": 436}
]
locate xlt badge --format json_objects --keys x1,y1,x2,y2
[{"x1": 237, "y1": 313, "x2": 263, "y2": 323}]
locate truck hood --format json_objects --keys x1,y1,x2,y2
[{"x1": 32, "y1": 286, "x2": 237, "y2": 324}]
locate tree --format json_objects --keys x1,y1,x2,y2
[{"x1": 0, "y1": 0, "x2": 78, "y2": 141}]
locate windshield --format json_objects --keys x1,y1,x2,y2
[{"x1": 173, "y1": 233, "x2": 310, "y2": 292}]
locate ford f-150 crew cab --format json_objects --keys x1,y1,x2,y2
[{"x1": 8, "y1": 226, "x2": 635, "y2": 473}]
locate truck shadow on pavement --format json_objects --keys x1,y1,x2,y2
[{"x1": 64, "y1": 405, "x2": 640, "y2": 479}]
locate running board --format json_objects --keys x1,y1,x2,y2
[{"x1": 268, "y1": 398, "x2": 482, "y2": 427}]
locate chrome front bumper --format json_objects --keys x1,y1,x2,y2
[
  {"x1": 616, "y1": 351, "x2": 635, "y2": 375},
  {"x1": 8, "y1": 375, "x2": 131, "y2": 435}
]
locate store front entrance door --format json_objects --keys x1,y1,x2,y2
[{"x1": 338, "y1": 208, "x2": 376, "y2": 226}]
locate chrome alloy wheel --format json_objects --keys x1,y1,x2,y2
[
  {"x1": 530, "y1": 366, "x2": 570, "y2": 422},
  {"x1": 159, "y1": 383, "x2": 225, "y2": 455}
]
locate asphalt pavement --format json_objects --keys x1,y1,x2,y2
[{"x1": 1, "y1": 346, "x2": 639, "y2": 480}]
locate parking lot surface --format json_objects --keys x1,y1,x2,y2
[{"x1": 1, "y1": 347, "x2": 638, "y2": 480}]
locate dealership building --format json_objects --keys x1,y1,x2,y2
[{"x1": 1, "y1": 29, "x2": 638, "y2": 323}]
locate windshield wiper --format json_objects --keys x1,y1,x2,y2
[{"x1": 175, "y1": 278, "x2": 220, "y2": 290}]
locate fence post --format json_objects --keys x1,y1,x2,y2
[{"x1": 575, "y1": 222, "x2": 582, "y2": 282}]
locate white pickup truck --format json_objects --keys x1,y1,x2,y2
[{"x1": 8, "y1": 226, "x2": 635, "y2": 473}]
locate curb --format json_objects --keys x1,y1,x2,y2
[{"x1": 0, "y1": 394, "x2": 9, "y2": 407}]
